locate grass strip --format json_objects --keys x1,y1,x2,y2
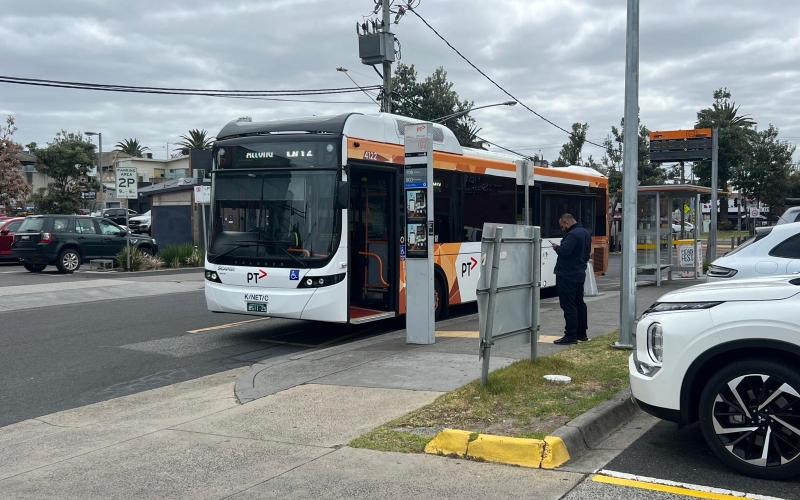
[{"x1": 349, "y1": 332, "x2": 630, "y2": 454}]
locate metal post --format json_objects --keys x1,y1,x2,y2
[
  {"x1": 126, "y1": 206, "x2": 131, "y2": 271},
  {"x1": 381, "y1": 0, "x2": 392, "y2": 113},
  {"x1": 531, "y1": 227, "x2": 541, "y2": 363},
  {"x1": 616, "y1": 0, "x2": 639, "y2": 350},
  {"x1": 97, "y1": 133, "x2": 103, "y2": 214},
  {"x1": 480, "y1": 226, "x2": 503, "y2": 386},
  {"x1": 201, "y1": 199, "x2": 208, "y2": 253},
  {"x1": 524, "y1": 162, "x2": 530, "y2": 226},
  {"x1": 707, "y1": 128, "x2": 719, "y2": 265},
  {"x1": 655, "y1": 191, "x2": 661, "y2": 286}
]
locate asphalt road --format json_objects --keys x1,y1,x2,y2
[
  {"x1": 605, "y1": 420, "x2": 800, "y2": 499},
  {"x1": 0, "y1": 283, "x2": 407, "y2": 427}
]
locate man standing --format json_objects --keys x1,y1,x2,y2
[{"x1": 551, "y1": 213, "x2": 592, "y2": 345}]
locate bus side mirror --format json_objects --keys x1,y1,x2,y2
[{"x1": 336, "y1": 181, "x2": 349, "y2": 210}]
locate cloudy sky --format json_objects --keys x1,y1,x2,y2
[{"x1": 2, "y1": 0, "x2": 799, "y2": 163}]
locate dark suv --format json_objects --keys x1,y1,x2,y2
[
  {"x1": 102, "y1": 208, "x2": 138, "y2": 226},
  {"x1": 11, "y1": 215, "x2": 158, "y2": 273}
]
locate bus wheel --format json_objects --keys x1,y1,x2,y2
[{"x1": 434, "y1": 276, "x2": 448, "y2": 321}]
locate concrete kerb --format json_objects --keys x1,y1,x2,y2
[
  {"x1": 424, "y1": 430, "x2": 569, "y2": 469},
  {"x1": 78, "y1": 267, "x2": 203, "y2": 279},
  {"x1": 423, "y1": 388, "x2": 639, "y2": 470}
]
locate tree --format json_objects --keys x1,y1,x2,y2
[
  {"x1": 747, "y1": 125, "x2": 797, "y2": 215},
  {"x1": 0, "y1": 116, "x2": 30, "y2": 210},
  {"x1": 695, "y1": 88, "x2": 757, "y2": 227},
  {"x1": 175, "y1": 129, "x2": 214, "y2": 154},
  {"x1": 390, "y1": 63, "x2": 476, "y2": 146},
  {"x1": 788, "y1": 168, "x2": 800, "y2": 200},
  {"x1": 552, "y1": 123, "x2": 588, "y2": 167},
  {"x1": 29, "y1": 131, "x2": 97, "y2": 214},
  {"x1": 115, "y1": 138, "x2": 149, "y2": 158}
]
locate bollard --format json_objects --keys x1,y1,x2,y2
[{"x1": 731, "y1": 236, "x2": 734, "y2": 250}]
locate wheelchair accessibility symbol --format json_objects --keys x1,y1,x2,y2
[{"x1": 289, "y1": 269, "x2": 300, "y2": 281}]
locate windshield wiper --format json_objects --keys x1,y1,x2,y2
[
  {"x1": 210, "y1": 241, "x2": 258, "y2": 264},
  {"x1": 261, "y1": 242, "x2": 307, "y2": 267}
]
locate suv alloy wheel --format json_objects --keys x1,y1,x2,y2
[
  {"x1": 699, "y1": 358, "x2": 800, "y2": 480},
  {"x1": 56, "y1": 248, "x2": 81, "y2": 273}
]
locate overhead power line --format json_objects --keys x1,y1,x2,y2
[
  {"x1": 0, "y1": 75, "x2": 382, "y2": 101},
  {"x1": 405, "y1": 6, "x2": 604, "y2": 149}
]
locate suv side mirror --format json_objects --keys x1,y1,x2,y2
[
  {"x1": 119, "y1": 230, "x2": 128, "y2": 237},
  {"x1": 336, "y1": 181, "x2": 349, "y2": 210},
  {"x1": 0, "y1": 230, "x2": 8, "y2": 236}
]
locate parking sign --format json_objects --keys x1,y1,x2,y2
[{"x1": 116, "y1": 167, "x2": 138, "y2": 199}]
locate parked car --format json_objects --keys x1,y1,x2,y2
[
  {"x1": 777, "y1": 206, "x2": 800, "y2": 225},
  {"x1": 102, "y1": 208, "x2": 138, "y2": 226},
  {"x1": 11, "y1": 215, "x2": 157, "y2": 273},
  {"x1": 671, "y1": 221, "x2": 695, "y2": 234},
  {"x1": 127, "y1": 210, "x2": 151, "y2": 234},
  {"x1": 707, "y1": 222, "x2": 800, "y2": 281},
  {"x1": 630, "y1": 276, "x2": 800, "y2": 479},
  {"x1": 0, "y1": 217, "x2": 24, "y2": 261}
]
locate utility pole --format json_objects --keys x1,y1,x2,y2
[
  {"x1": 615, "y1": 0, "x2": 639, "y2": 350},
  {"x1": 357, "y1": 1, "x2": 398, "y2": 113},
  {"x1": 381, "y1": 0, "x2": 393, "y2": 113}
]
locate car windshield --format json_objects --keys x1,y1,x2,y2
[
  {"x1": 18, "y1": 218, "x2": 45, "y2": 232},
  {"x1": 209, "y1": 170, "x2": 340, "y2": 266}
]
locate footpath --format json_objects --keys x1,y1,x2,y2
[{"x1": 0, "y1": 280, "x2": 698, "y2": 499}]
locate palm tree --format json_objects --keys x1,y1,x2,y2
[
  {"x1": 174, "y1": 129, "x2": 214, "y2": 155},
  {"x1": 115, "y1": 138, "x2": 149, "y2": 158}
]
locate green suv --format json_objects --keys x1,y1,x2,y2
[{"x1": 11, "y1": 215, "x2": 158, "y2": 273}]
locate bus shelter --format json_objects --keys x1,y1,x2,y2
[{"x1": 635, "y1": 185, "x2": 719, "y2": 286}]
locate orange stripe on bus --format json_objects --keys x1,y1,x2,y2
[{"x1": 347, "y1": 138, "x2": 607, "y2": 188}]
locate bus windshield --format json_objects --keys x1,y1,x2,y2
[{"x1": 209, "y1": 170, "x2": 340, "y2": 266}]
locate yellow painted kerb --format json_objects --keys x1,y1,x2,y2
[
  {"x1": 424, "y1": 429, "x2": 472, "y2": 456},
  {"x1": 592, "y1": 475, "x2": 758, "y2": 500},
  {"x1": 541, "y1": 436, "x2": 570, "y2": 469},
  {"x1": 467, "y1": 434, "x2": 544, "y2": 468}
]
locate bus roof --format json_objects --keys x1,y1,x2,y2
[{"x1": 217, "y1": 112, "x2": 607, "y2": 188}]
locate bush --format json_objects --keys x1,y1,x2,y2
[
  {"x1": 719, "y1": 220, "x2": 733, "y2": 231},
  {"x1": 159, "y1": 244, "x2": 204, "y2": 268},
  {"x1": 116, "y1": 247, "x2": 164, "y2": 271}
]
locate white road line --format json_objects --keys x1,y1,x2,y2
[{"x1": 597, "y1": 469, "x2": 787, "y2": 500}]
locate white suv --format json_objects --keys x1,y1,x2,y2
[
  {"x1": 708, "y1": 222, "x2": 800, "y2": 281},
  {"x1": 630, "y1": 276, "x2": 800, "y2": 479}
]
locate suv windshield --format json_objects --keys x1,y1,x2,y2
[
  {"x1": 18, "y1": 218, "x2": 45, "y2": 232},
  {"x1": 209, "y1": 170, "x2": 340, "y2": 266}
]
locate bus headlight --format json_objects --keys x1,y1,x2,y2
[
  {"x1": 205, "y1": 270, "x2": 222, "y2": 283},
  {"x1": 298, "y1": 273, "x2": 346, "y2": 288}
]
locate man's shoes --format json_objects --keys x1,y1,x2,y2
[
  {"x1": 578, "y1": 336, "x2": 589, "y2": 342},
  {"x1": 553, "y1": 337, "x2": 578, "y2": 345}
]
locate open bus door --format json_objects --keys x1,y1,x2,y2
[{"x1": 348, "y1": 166, "x2": 399, "y2": 323}]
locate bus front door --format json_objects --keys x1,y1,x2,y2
[{"x1": 348, "y1": 168, "x2": 397, "y2": 323}]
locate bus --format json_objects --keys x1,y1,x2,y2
[{"x1": 204, "y1": 113, "x2": 609, "y2": 324}]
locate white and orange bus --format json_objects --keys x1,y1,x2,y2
[{"x1": 204, "y1": 113, "x2": 608, "y2": 324}]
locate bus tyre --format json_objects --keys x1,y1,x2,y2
[{"x1": 434, "y1": 276, "x2": 448, "y2": 321}]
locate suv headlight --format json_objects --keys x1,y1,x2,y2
[
  {"x1": 643, "y1": 301, "x2": 721, "y2": 315},
  {"x1": 647, "y1": 323, "x2": 663, "y2": 363},
  {"x1": 708, "y1": 265, "x2": 737, "y2": 278}
]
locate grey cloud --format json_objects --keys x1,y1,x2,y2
[{"x1": 1, "y1": 0, "x2": 799, "y2": 162}]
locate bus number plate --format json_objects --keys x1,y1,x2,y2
[{"x1": 246, "y1": 302, "x2": 268, "y2": 313}]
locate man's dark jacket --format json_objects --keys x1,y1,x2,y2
[{"x1": 553, "y1": 222, "x2": 592, "y2": 283}]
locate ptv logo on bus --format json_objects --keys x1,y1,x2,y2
[
  {"x1": 461, "y1": 257, "x2": 478, "y2": 277},
  {"x1": 247, "y1": 269, "x2": 268, "y2": 283}
]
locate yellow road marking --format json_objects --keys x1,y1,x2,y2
[
  {"x1": 591, "y1": 474, "x2": 758, "y2": 500},
  {"x1": 188, "y1": 317, "x2": 271, "y2": 334},
  {"x1": 436, "y1": 330, "x2": 479, "y2": 338}
]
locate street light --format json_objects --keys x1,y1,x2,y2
[
  {"x1": 432, "y1": 101, "x2": 517, "y2": 123},
  {"x1": 84, "y1": 131, "x2": 103, "y2": 215}
]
